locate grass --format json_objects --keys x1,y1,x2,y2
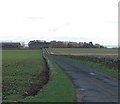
[
  {"x1": 61, "y1": 55, "x2": 118, "y2": 80},
  {"x1": 22, "y1": 54, "x2": 75, "y2": 102},
  {"x1": 2, "y1": 50, "x2": 75, "y2": 103},
  {"x1": 2, "y1": 50, "x2": 45, "y2": 102}
]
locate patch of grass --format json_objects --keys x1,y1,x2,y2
[
  {"x1": 77, "y1": 60, "x2": 118, "y2": 79},
  {"x1": 22, "y1": 55, "x2": 75, "y2": 102},
  {"x1": 62, "y1": 55, "x2": 118, "y2": 80}
]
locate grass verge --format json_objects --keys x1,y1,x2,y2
[
  {"x1": 22, "y1": 54, "x2": 75, "y2": 102},
  {"x1": 61, "y1": 55, "x2": 118, "y2": 80}
]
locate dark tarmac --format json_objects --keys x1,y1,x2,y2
[{"x1": 51, "y1": 55, "x2": 119, "y2": 102}]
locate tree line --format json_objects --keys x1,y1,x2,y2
[
  {"x1": 28, "y1": 40, "x2": 105, "y2": 48},
  {"x1": 0, "y1": 40, "x2": 105, "y2": 49}
]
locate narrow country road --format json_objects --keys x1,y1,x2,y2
[{"x1": 51, "y1": 55, "x2": 118, "y2": 102}]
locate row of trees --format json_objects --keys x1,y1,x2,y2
[
  {"x1": 28, "y1": 40, "x2": 49, "y2": 48},
  {"x1": 49, "y1": 41, "x2": 105, "y2": 48},
  {"x1": 1, "y1": 40, "x2": 105, "y2": 49},
  {"x1": 28, "y1": 40, "x2": 105, "y2": 48}
]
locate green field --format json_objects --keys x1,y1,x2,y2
[
  {"x1": 2, "y1": 50, "x2": 75, "y2": 102},
  {"x1": 2, "y1": 50, "x2": 45, "y2": 101}
]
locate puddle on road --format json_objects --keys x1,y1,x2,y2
[
  {"x1": 79, "y1": 88, "x2": 86, "y2": 91},
  {"x1": 89, "y1": 72, "x2": 96, "y2": 76}
]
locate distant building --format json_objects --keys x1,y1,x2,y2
[{"x1": 1, "y1": 42, "x2": 21, "y2": 49}]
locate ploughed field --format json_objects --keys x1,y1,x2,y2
[
  {"x1": 48, "y1": 48, "x2": 118, "y2": 56},
  {"x1": 48, "y1": 48, "x2": 118, "y2": 63},
  {"x1": 48, "y1": 48, "x2": 118, "y2": 64},
  {"x1": 2, "y1": 50, "x2": 48, "y2": 101}
]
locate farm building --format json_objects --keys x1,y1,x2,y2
[
  {"x1": 28, "y1": 40, "x2": 50, "y2": 49},
  {"x1": 1, "y1": 42, "x2": 22, "y2": 49}
]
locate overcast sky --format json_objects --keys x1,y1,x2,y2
[{"x1": 0, "y1": 0, "x2": 119, "y2": 45}]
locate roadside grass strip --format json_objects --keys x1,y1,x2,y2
[
  {"x1": 23, "y1": 55, "x2": 75, "y2": 102},
  {"x1": 62, "y1": 55, "x2": 118, "y2": 80}
]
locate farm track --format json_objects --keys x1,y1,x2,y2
[{"x1": 51, "y1": 55, "x2": 118, "y2": 102}]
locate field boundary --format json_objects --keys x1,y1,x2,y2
[
  {"x1": 22, "y1": 54, "x2": 50, "y2": 97},
  {"x1": 22, "y1": 49, "x2": 75, "y2": 102}
]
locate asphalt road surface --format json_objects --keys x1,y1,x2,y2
[{"x1": 51, "y1": 55, "x2": 118, "y2": 102}]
